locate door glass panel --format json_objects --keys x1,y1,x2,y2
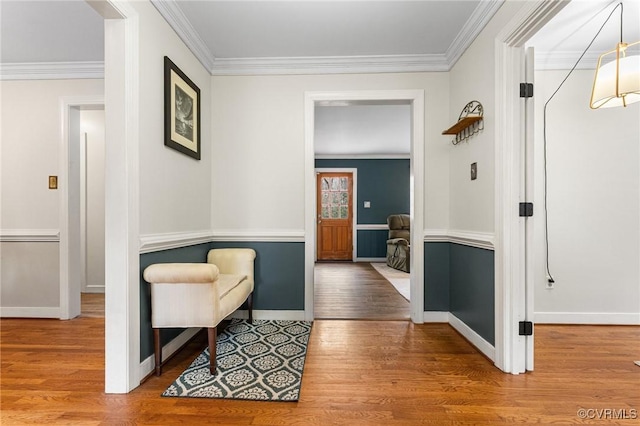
[{"x1": 320, "y1": 174, "x2": 350, "y2": 221}]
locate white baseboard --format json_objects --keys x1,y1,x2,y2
[
  {"x1": 423, "y1": 311, "x2": 449, "y2": 322},
  {"x1": 139, "y1": 328, "x2": 200, "y2": 379},
  {"x1": 535, "y1": 312, "x2": 640, "y2": 325},
  {"x1": 356, "y1": 257, "x2": 386, "y2": 263},
  {"x1": 0, "y1": 306, "x2": 61, "y2": 318},
  {"x1": 82, "y1": 286, "x2": 105, "y2": 294},
  {"x1": 448, "y1": 313, "x2": 496, "y2": 361},
  {"x1": 228, "y1": 310, "x2": 306, "y2": 321}
]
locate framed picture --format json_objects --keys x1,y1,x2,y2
[{"x1": 164, "y1": 56, "x2": 201, "y2": 160}]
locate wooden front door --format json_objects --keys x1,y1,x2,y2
[{"x1": 316, "y1": 172, "x2": 353, "y2": 261}]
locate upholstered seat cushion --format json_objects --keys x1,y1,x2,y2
[{"x1": 218, "y1": 273, "x2": 248, "y2": 299}]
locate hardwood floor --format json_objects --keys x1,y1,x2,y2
[
  {"x1": 314, "y1": 262, "x2": 410, "y2": 320},
  {"x1": 1, "y1": 294, "x2": 638, "y2": 425}
]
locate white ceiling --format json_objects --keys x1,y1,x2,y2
[
  {"x1": 0, "y1": 1, "x2": 104, "y2": 64},
  {"x1": 528, "y1": 0, "x2": 640, "y2": 69}
]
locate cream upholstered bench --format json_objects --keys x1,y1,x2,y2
[{"x1": 143, "y1": 248, "x2": 256, "y2": 376}]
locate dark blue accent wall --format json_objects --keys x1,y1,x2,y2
[
  {"x1": 449, "y1": 244, "x2": 495, "y2": 345},
  {"x1": 210, "y1": 241, "x2": 305, "y2": 311},
  {"x1": 357, "y1": 230, "x2": 388, "y2": 258},
  {"x1": 315, "y1": 159, "x2": 410, "y2": 224},
  {"x1": 424, "y1": 242, "x2": 450, "y2": 312}
]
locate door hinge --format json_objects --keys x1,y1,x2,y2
[
  {"x1": 520, "y1": 83, "x2": 534, "y2": 98},
  {"x1": 519, "y1": 202, "x2": 533, "y2": 217},
  {"x1": 519, "y1": 321, "x2": 533, "y2": 336}
]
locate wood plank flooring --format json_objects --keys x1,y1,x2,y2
[
  {"x1": 314, "y1": 262, "x2": 410, "y2": 320},
  {"x1": 1, "y1": 295, "x2": 639, "y2": 424}
]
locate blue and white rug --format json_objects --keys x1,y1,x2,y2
[{"x1": 162, "y1": 319, "x2": 312, "y2": 401}]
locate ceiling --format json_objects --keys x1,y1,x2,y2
[{"x1": 528, "y1": 0, "x2": 640, "y2": 69}]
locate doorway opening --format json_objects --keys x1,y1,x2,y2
[{"x1": 304, "y1": 91, "x2": 425, "y2": 323}]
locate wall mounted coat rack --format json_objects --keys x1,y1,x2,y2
[{"x1": 442, "y1": 100, "x2": 484, "y2": 145}]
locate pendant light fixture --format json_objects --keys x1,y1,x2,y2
[{"x1": 590, "y1": 3, "x2": 640, "y2": 109}]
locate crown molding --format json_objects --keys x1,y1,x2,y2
[
  {"x1": 534, "y1": 50, "x2": 599, "y2": 70},
  {"x1": 0, "y1": 62, "x2": 104, "y2": 80},
  {"x1": 210, "y1": 54, "x2": 449, "y2": 75},
  {"x1": 445, "y1": 0, "x2": 504, "y2": 67},
  {"x1": 150, "y1": 0, "x2": 215, "y2": 71}
]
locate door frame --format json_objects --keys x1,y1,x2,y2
[
  {"x1": 60, "y1": 97, "x2": 105, "y2": 320},
  {"x1": 314, "y1": 168, "x2": 357, "y2": 262},
  {"x1": 304, "y1": 90, "x2": 425, "y2": 323},
  {"x1": 494, "y1": 0, "x2": 567, "y2": 374}
]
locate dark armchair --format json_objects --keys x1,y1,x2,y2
[{"x1": 386, "y1": 214, "x2": 410, "y2": 272}]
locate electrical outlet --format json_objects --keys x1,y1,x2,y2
[
  {"x1": 546, "y1": 278, "x2": 554, "y2": 289},
  {"x1": 470, "y1": 162, "x2": 477, "y2": 180}
]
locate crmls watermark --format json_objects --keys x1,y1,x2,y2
[{"x1": 577, "y1": 408, "x2": 638, "y2": 420}]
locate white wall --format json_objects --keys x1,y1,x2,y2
[
  {"x1": 533, "y1": 69, "x2": 640, "y2": 323},
  {"x1": 210, "y1": 72, "x2": 451, "y2": 234},
  {"x1": 0, "y1": 79, "x2": 103, "y2": 315},
  {"x1": 134, "y1": 1, "x2": 212, "y2": 237},
  {"x1": 81, "y1": 109, "x2": 105, "y2": 293},
  {"x1": 447, "y1": 1, "x2": 525, "y2": 234}
]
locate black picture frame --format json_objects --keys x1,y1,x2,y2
[{"x1": 164, "y1": 56, "x2": 201, "y2": 160}]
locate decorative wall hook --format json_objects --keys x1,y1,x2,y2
[{"x1": 442, "y1": 100, "x2": 484, "y2": 145}]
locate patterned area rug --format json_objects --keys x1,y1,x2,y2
[{"x1": 162, "y1": 319, "x2": 312, "y2": 401}]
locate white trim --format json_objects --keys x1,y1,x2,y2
[
  {"x1": 304, "y1": 89, "x2": 425, "y2": 325},
  {"x1": 0, "y1": 61, "x2": 104, "y2": 81},
  {"x1": 210, "y1": 230, "x2": 305, "y2": 243},
  {"x1": 60, "y1": 95, "x2": 105, "y2": 324},
  {"x1": 211, "y1": 54, "x2": 449, "y2": 76},
  {"x1": 445, "y1": 0, "x2": 504, "y2": 66},
  {"x1": 356, "y1": 257, "x2": 386, "y2": 263},
  {"x1": 83, "y1": 285, "x2": 106, "y2": 294},
  {"x1": 356, "y1": 224, "x2": 388, "y2": 231},
  {"x1": 494, "y1": 0, "x2": 569, "y2": 375},
  {"x1": 149, "y1": 0, "x2": 215, "y2": 71},
  {"x1": 229, "y1": 310, "x2": 307, "y2": 321},
  {"x1": 315, "y1": 167, "x2": 358, "y2": 262},
  {"x1": 101, "y1": 0, "x2": 141, "y2": 394},
  {"x1": 315, "y1": 154, "x2": 410, "y2": 160},
  {"x1": 139, "y1": 231, "x2": 213, "y2": 254},
  {"x1": 139, "y1": 328, "x2": 200, "y2": 379},
  {"x1": 423, "y1": 229, "x2": 495, "y2": 250},
  {"x1": 0, "y1": 229, "x2": 60, "y2": 242},
  {"x1": 534, "y1": 50, "x2": 599, "y2": 70},
  {"x1": 0, "y1": 307, "x2": 61, "y2": 318},
  {"x1": 535, "y1": 312, "x2": 640, "y2": 325},
  {"x1": 449, "y1": 313, "x2": 496, "y2": 362},
  {"x1": 423, "y1": 311, "x2": 449, "y2": 323}
]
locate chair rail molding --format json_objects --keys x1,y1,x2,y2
[
  {"x1": 0, "y1": 229, "x2": 60, "y2": 242},
  {"x1": 210, "y1": 229, "x2": 305, "y2": 243},
  {"x1": 139, "y1": 230, "x2": 214, "y2": 254},
  {"x1": 424, "y1": 229, "x2": 495, "y2": 250}
]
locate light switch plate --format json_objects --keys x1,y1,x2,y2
[
  {"x1": 48, "y1": 176, "x2": 58, "y2": 189},
  {"x1": 470, "y1": 163, "x2": 477, "y2": 180},
  {"x1": 364, "y1": 201, "x2": 371, "y2": 208}
]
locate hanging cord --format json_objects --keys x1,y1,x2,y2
[{"x1": 542, "y1": 2, "x2": 622, "y2": 284}]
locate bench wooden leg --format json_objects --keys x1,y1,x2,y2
[
  {"x1": 208, "y1": 327, "x2": 217, "y2": 375},
  {"x1": 247, "y1": 293, "x2": 254, "y2": 324},
  {"x1": 153, "y1": 328, "x2": 162, "y2": 376}
]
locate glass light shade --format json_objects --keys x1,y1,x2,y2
[{"x1": 590, "y1": 42, "x2": 640, "y2": 109}]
